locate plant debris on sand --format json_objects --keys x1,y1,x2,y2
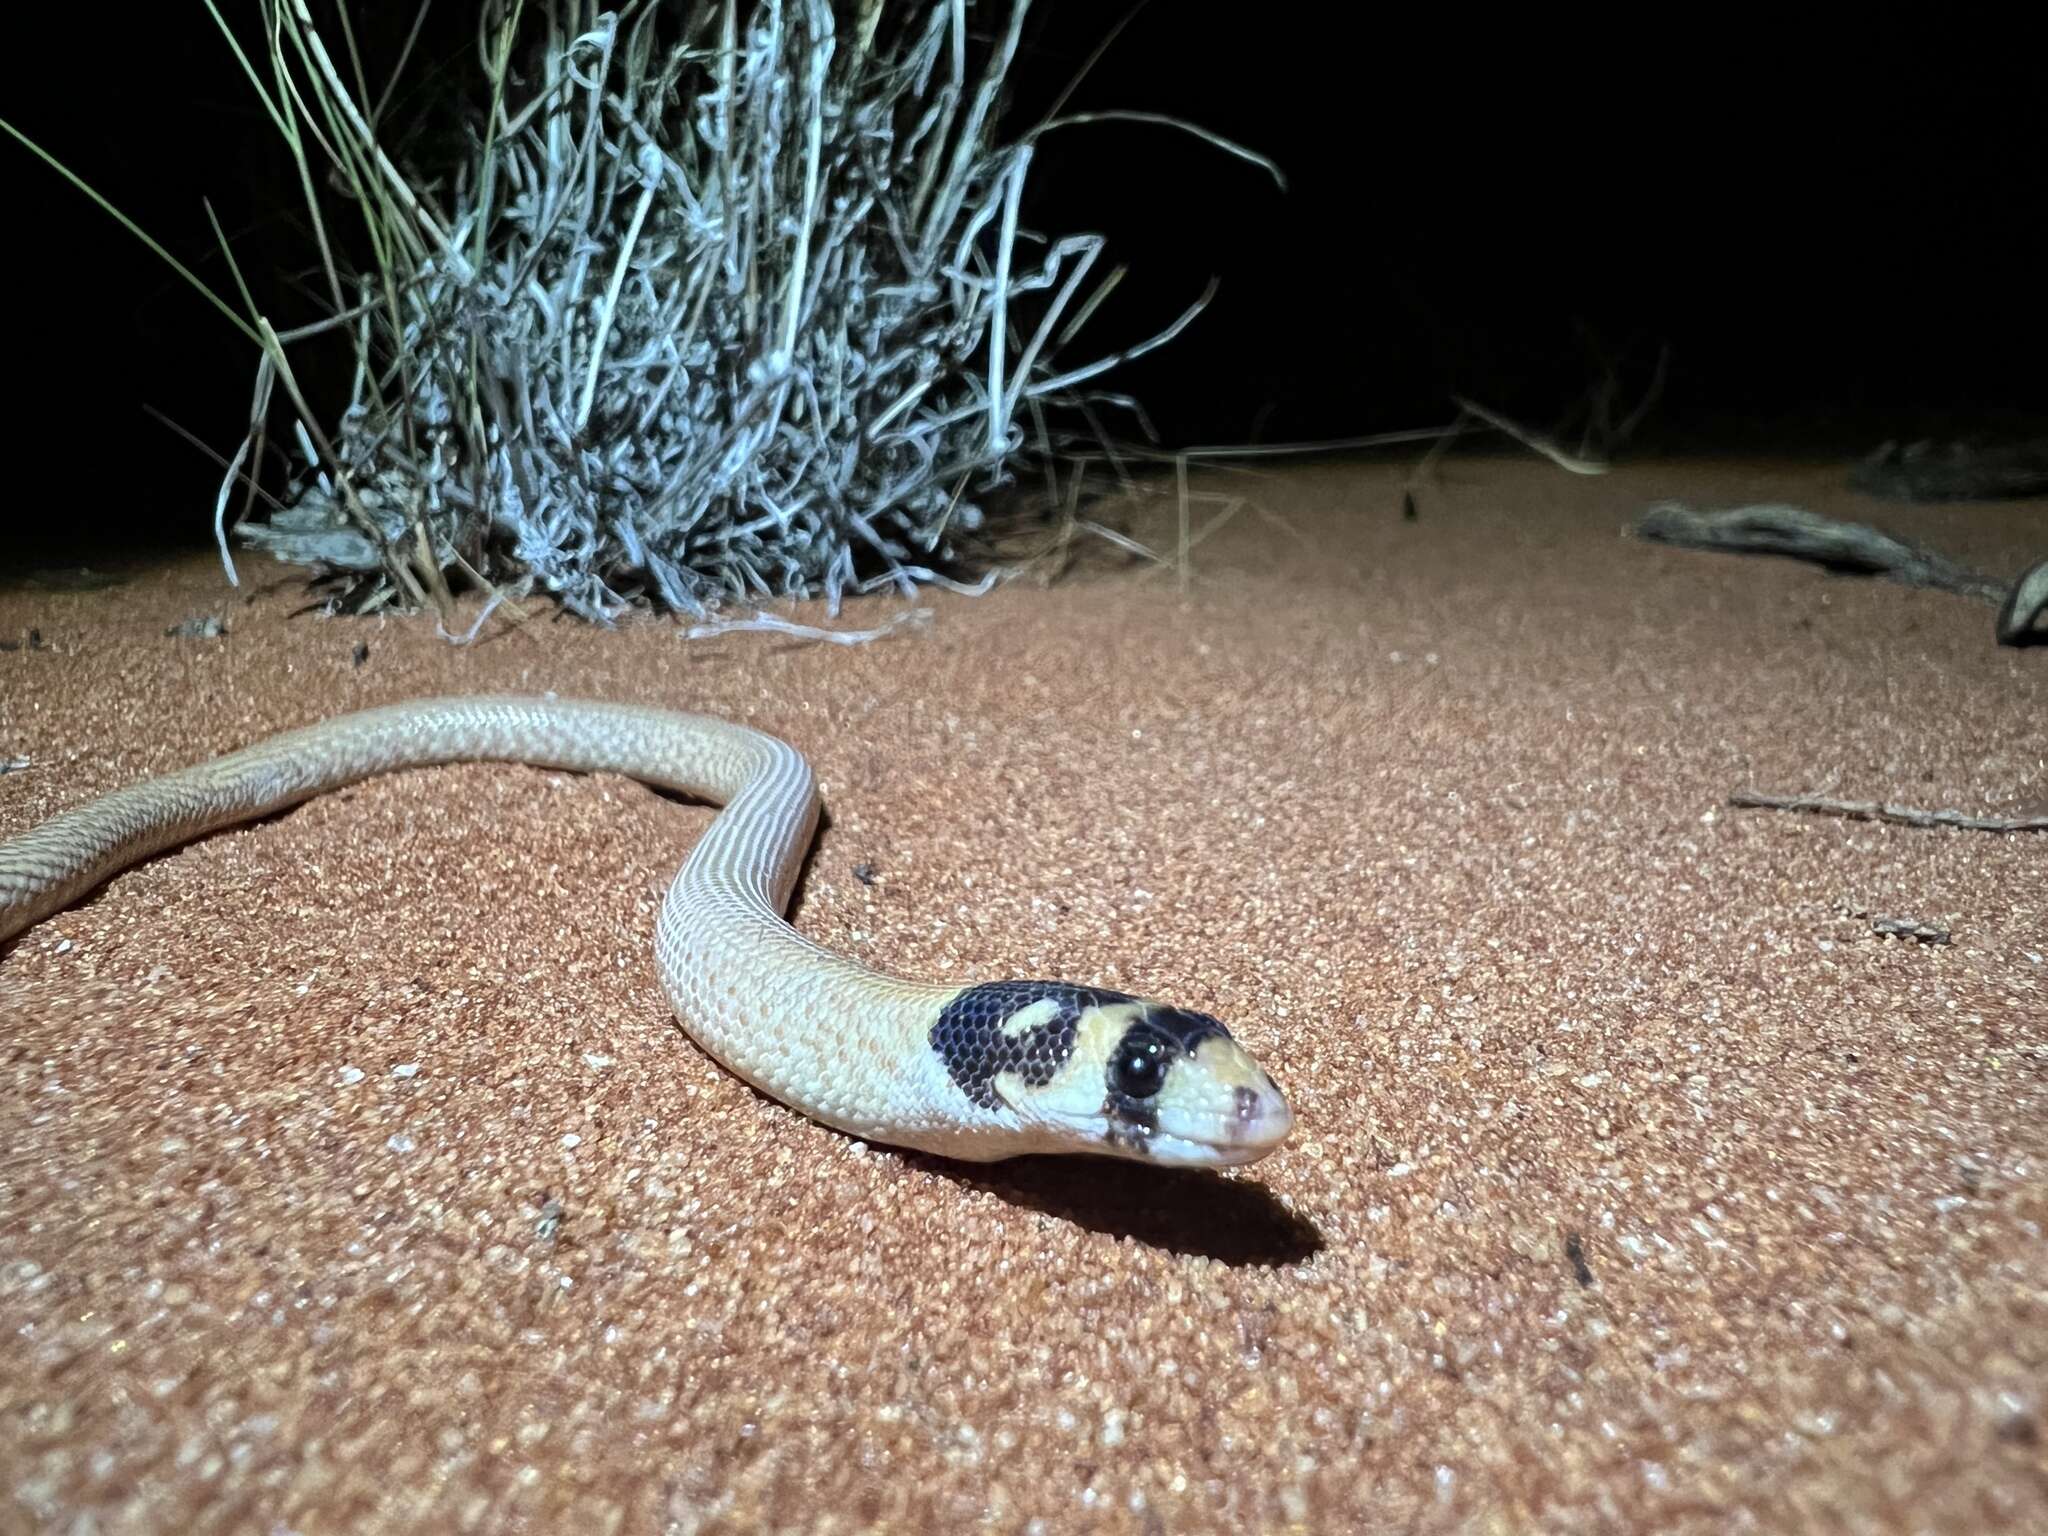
[{"x1": 224, "y1": 0, "x2": 1241, "y2": 625}]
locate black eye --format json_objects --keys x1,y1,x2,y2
[{"x1": 1111, "y1": 1036, "x2": 1170, "y2": 1100}]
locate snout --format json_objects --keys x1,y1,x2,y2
[
  {"x1": 1160, "y1": 1036, "x2": 1294, "y2": 1166},
  {"x1": 1224, "y1": 1077, "x2": 1294, "y2": 1157}
]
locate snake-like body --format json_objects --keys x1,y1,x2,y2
[{"x1": 0, "y1": 697, "x2": 1292, "y2": 1167}]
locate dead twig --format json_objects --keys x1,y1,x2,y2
[
  {"x1": 1638, "y1": 501, "x2": 2045, "y2": 647},
  {"x1": 1867, "y1": 916, "x2": 1953, "y2": 945},
  {"x1": 1832, "y1": 900, "x2": 1955, "y2": 946},
  {"x1": 1730, "y1": 790, "x2": 2048, "y2": 834},
  {"x1": 1996, "y1": 558, "x2": 2048, "y2": 647},
  {"x1": 1638, "y1": 502, "x2": 2004, "y2": 602},
  {"x1": 1852, "y1": 437, "x2": 2048, "y2": 503}
]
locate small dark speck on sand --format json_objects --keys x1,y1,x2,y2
[{"x1": 1565, "y1": 1231, "x2": 1595, "y2": 1287}]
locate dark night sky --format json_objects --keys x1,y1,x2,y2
[{"x1": 6, "y1": 4, "x2": 2043, "y2": 553}]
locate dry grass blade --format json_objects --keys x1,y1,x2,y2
[{"x1": 1451, "y1": 394, "x2": 1611, "y2": 476}]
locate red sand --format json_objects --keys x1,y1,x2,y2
[{"x1": 3, "y1": 456, "x2": 2043, "y2": 1532}]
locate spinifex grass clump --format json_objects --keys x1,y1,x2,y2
[{"x1": 232, "y1": 0, "x2": 1199, "y2": 624}]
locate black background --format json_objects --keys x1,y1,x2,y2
[{"x1": 6, "y1": 4, "x2": 2042, "y2": 556}]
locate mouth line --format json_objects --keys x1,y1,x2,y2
[
  {"x1": 1047, "y1": 1109, "x2": 1286, "y2": 1166},
  {"x1": 1172, "y1": 1138, "x2": 1277, "y2": 1168}
]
